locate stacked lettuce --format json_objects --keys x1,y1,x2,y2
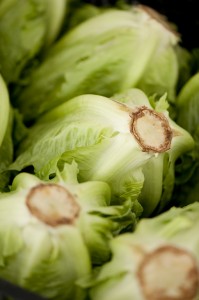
[{"x1": 0, "y1": 1, "x2": 198, "y2": 299}]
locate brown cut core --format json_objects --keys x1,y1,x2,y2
[
  {"x1": 130, "y1": 106, "x2": 173, "y2": 153},
  {"x1": 26, "y1": 184, "x2": 80, "y2": 227},
  {"x1": 137, "y1": 245, "x2": 199, "y2": 300}
]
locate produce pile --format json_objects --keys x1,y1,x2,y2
[{"x1": 0, "y1": 0, "x2": 199, "y2": 299}]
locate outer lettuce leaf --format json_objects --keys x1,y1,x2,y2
[
  {"x1": 44, "y1": 0, "x2": 68, "y2": 47},
  {"x1": 136, "y1": 36, "x2": 179, "y2": 103},
  {"x1": 176, "y1": 72, "x2": 199, "y2": 134},
  {"x1": 151, "y1": 115, "x2": 195, "y2": 214},
  {"x1": 0, "y1": 111, "x2": 13, "y2": 192},
  {"x1": 174, "y1": 164, "x2": 199, "y2": 208},
  {"x1": 48, "y1": 6, "x2": 178, "y2": 56},
  {"x1": 0, "y1": 75, "x2": 13, "y2": 191},
  {"x1": 175, "y1": 45, "x2": 193, "y2": 93},
  {"x1": 0, "y1": 74, "x2": 9, "y2": 145},
  {"x1": 65, "y1": 3, "x2": 102, "y2": 31},
  {"x1": 189, "y1": 48, "x2": 199, "y2": 75},
  {"x1": 173, "y1": 72, "x2": 199, "y2": 207},
  {"x1": 12, "y1": 109, "x2": 29, "y2": 147},
  {"x1": 0, "y1": 223, "x2": 90, "y2": 300}
]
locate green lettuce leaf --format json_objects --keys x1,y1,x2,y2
[
  {"x1": 0, "y1": 74, "x2": 13, "y2": 191},
  {"x1": 173, "y1": 72, "x2": 199, "y2": 207}
]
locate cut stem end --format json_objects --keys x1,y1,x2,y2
[
  {"x1": 137, "y1": 246, "x2": 199, "y2": 300},
  {"x1": 130, "y1": 106, "x2": 173, "y2": 153},
  {"x1": 26, "y1": 184, "x2": 80, "y2": 227}
]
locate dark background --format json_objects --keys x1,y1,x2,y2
[
  {"x1": 87, "y1": 0, "x2": 199, "y2": 50},
  {"x1": 134, "y1": 0, "x2": 199, "y2": 50}
]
